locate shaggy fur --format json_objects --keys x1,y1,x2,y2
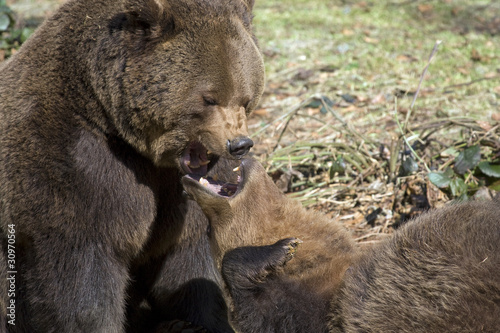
[
  {"x1": 0, "y1": 0, "x2": 264, "y2": 331},
  {"x1": 183, "y1": 158, "x2": 358, "y2": 332},
  {"x1": 331, "y1": 200, "x2": 500, "y2": 332},
  {"x1": 183, "y1": 158, "x2": 500, "y2": 333}
]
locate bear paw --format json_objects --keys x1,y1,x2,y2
[
  {"x1": 222, "y1": 237, "x2": 302, "y2": 287},
  {"x1": 273, "y1": 237, "x2": 303, "y2": 268}
]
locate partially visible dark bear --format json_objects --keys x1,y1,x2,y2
[
  {"x1": 183, "y1": 158, "x2": 500, "y2": 333},
  {"x1": 0, "y1": 0, "x2": 264, "y2": 331}
]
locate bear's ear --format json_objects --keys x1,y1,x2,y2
[{"x1": 122, "y1": 0, "x2": 176, "y2": 40}]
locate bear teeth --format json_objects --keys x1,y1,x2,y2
[{"x1": 187, "y1": 159, "x2": 209, "y2": 169}]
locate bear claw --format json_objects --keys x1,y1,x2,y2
[
  {"x1": 275, "y1": 237, "x2": 302, "y2": 265},
  {"x1": 285, "y1": 238, "x2": 303, "y2": 261}
]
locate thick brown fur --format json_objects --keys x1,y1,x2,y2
[
  {"x1": 183, "y1": 159, "x2": 357, "y2": 276},
  {"x1": 0, "y1": 0, "x2": 264, "y2": 331},
  {"x1": 183, "y1": 158, "x2": 358, "y2": 332},
  {"x1": 183, "y1": 158, "x2": 500, "y2": 333},
  {"x1": 331, "y1": 199, "x2": 500, "y2": 332}
]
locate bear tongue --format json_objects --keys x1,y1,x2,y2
[{"x1": 193, "y1": 175, "x2": 238, "y2": 198}]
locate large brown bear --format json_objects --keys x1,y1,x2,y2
[
  {"x1": 0, "y1": 0, "x2": 264, "y2": 331},
  {"x1": 183, "y1": 158, "x2": 500, "y2": 332}
]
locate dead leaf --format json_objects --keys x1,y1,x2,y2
[
  {"x1": 357, "y1": 95, "x2": 368, "y2": 102},
  {"x1": 396, "y1": 54, "x2": 417, "y2": 62},
  {"x1": 310, "y1": 132, "x2": 320, "y2": 139},
  {"x1": 268, "y1": 82, "x2": 283, "y2": 90},
  {"x1": 418, "y1": 4, "x2": 433, "y2": 14},
  {"x1": 351, "y1": 211, "x2": 366, "y2": 225},
  {"x1": 471, "y1": 49, "x2": 482, "y2": 62},
  {"x1": 473, "y1": 187, "x2": 495, "y2": 201},
  {"x1": 342, "y1": 105, "x2": 359, "y2": 113},
  {"x1": 275, "y1": 94, "x2": 289, "y2": 101},
  {"x1": 253, "y1": 108, "x2": 269, "y2": 116},
  {"x1": 355, "y1": 1, "x2": 368, "y2": 9},
  {"x1": 342, "y1": 28, "x2": 354, "y2": 36},
  {"x1": 364, "y1": 37, "x2": 379, "y2": 44},
  {"x1": 491, "y1": 113, "x2": 500, "y2": 121},
  {"x1": 371, "y1": 93, "x2": 386, "y2": 104},
  {"x1": 477, "y1": 120, "x2": 492, "y2": 131},
  {"x1": 451, "y1": 6, "x2": 461, "y2": 16},
  {"x1": 306, "y1": 108, "x2": 320, "y2": 116},
  {"x1": 426, "y1": 179, "x2": 448, "y2": 209}
]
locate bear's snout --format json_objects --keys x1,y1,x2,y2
[{"x1": 227, "y1": 136, "x2": 254, "y2": 159}]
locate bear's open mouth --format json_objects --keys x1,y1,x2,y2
[
  {"x1": 182, "y1": 159, "x2": 249, "y2": 198},
  {"x1": 186, "y1": 172, "x2": 240, "y2": 197},
  {"x1": 180, "y1": 141, "x2": 213, "y2": 176}
]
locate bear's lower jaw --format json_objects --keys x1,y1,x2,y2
[
  {"x1": 182, "y1": 159, "x2": 244, "y2": 198},
  {"x1": 185, "y1": 174, "x2": 239, "y2": 197},
  {"x1": 180, "y1": 141, "x2": 212, "y2": 176}
]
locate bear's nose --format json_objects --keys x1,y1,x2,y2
[{"x1": 227, "y1": 137, "x2": 254, "y2": 158}]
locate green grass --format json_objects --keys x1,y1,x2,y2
[
  {"x1": 7, "y1": 0, "x2": 62, "y2": 18},
  {"x1": 249, "y1": 0, "x2": 500, "y2": 213},
  {"x1": 253, "y1": 0, "x2": 499, "y2": 122}
]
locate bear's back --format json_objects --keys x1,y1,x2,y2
[{"x1": 337, "y1": 199, "x2": 500, "y2": 333}]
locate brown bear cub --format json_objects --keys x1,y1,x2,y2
[
  {"x1": 0, "y1": 0, "x2": 263, "y2": 331},
  {"x1": 183, "y1": 158, "x2": 500, "y2": 333},
  {"x1": 182, "y1": 158, "x2": 359, "y2": 332}
]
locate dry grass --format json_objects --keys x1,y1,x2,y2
[{"x1": 249, "y1": 0, "x2": 500, "y2": 242}]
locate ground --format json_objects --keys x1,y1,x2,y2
[{"x1": 5, "y1": 0, "x2": 500, "y2": 244}]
